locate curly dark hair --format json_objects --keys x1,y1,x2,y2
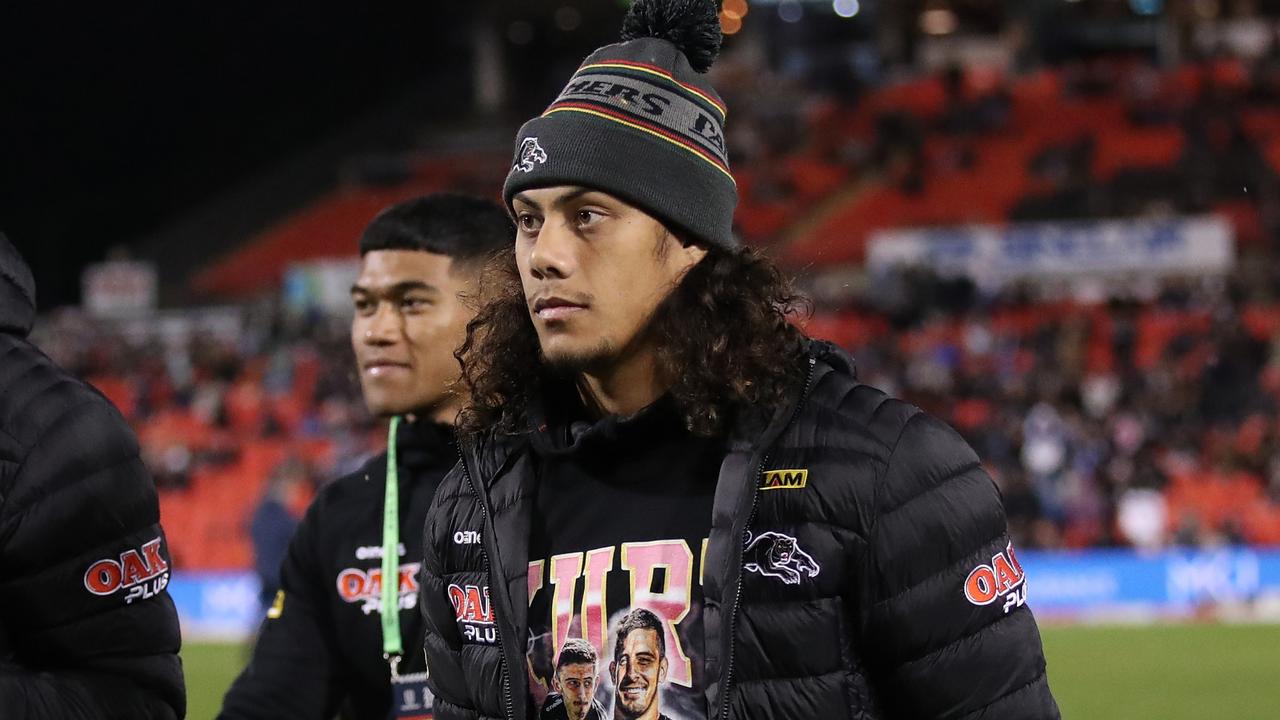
[{"x1": 455, "y1": 244, "x2": 811, "y2": 437}]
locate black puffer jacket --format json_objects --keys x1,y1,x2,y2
[
  {"x1": 419, "y1": 342, "x2": 1059, "y2": 720},
  {"x1": 0, "y1": 235, "x2": 185, "y2": 718}
]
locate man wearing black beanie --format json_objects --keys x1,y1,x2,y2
[{"x1": 419, "y1": 2, "x2": 1060, "y2": 719}]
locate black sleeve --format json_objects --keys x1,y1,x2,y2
[
  {"x1": 418, "y1": 464, "x2": 479, "y2": 720},
  {"x1": 218, "y1": 501, "x2": 345, "y2": 720},
  {"x1": 862, "y1": 409, "x2": 1060, "y2": 719},
  {"x1": 0, "y1": 398, "x2": 185, "y2": 720}
]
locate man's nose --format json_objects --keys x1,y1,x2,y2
[
  {"x1": 364, "y1": 303, "x2": 400, "y2": 345},
  {"x1": 528, "y1": 218, "x2": 575, "y2": 281}
]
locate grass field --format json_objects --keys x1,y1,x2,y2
[{"x1": 182, "y1": 623, "x2": 1280, "y2": 719}]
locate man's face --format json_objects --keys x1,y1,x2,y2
[
  {"x1": 609, "y1": 629, "x2": 667, "y2": 720},
  {"x1": 553, "y1": 661, "x2": 598, "y2": 720},
  {"x1": 511, "y1": 187, "x2": 706, "y2": 373},
  {"x1": 350, "y1": 249, "x2": 474, "y2": 419}
]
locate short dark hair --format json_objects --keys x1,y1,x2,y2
[
  {"x1": 358, "y1": 193, "x2": 513, "y2": 268},
  {"x1": 556, "y1": 638, "x2": 598, "y2": 671},
  {"x1": 613, "y1": 608, "x2": 665, "y2": 661}
]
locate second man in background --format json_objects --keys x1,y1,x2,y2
[{"x1": 219, "y1": 194, "x2": 511, "y2": 719}]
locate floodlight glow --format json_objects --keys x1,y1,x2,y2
[
  {"x1": 778, "y1": 0, "x2": 803, "y2": 23},
  {"x1": 833, "y1": 0, "x2": 860, "y2": 18}
]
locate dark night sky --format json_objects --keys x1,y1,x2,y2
[{"x1": 0, "y1": 3, "x2": 471, "y2": 309}]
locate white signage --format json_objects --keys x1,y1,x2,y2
[
  {"x1": 867, "y1": 216, "x2": 1235, "y2": 287},
  {"x1": 82, "y1": 261, "x2": 158, "y2": 317}
]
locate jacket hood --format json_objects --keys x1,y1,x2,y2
[
  {"x1": 808, "y1": 338, "x2": 857, "y2": 379},
  {"x1": 0, "y1": 233, "x2": 37, "y2": 337}
]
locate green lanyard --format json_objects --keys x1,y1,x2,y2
[{"x1": 381, "y1": 415, "x2": 403, "y2": 665}]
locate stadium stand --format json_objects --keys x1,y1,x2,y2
[{"x1": 36, "y1": 53, "x2": 1280, "y2": 573}]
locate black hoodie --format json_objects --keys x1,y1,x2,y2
[{"x1": 0, "y1": 233, "x2": 186, "y2": 718}]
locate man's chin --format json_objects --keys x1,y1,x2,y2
[
  {"x1": 540, "y1": 339, "x2": 616, "y2": 374},
  {"x1": 616, "y1": 695, "x2": 650, "y2": 717},
  {"x1": 364, "y1": 394, "x2": 432, "y2": 419}
]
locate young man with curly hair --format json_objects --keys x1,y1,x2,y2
[{"x1": 418, "y1": 2, "x2": 1060, "y2": 719}]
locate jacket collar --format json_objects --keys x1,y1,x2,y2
[
  {"x1": 459, "y1": 339, "x2": 855, "y2": 483},
  {"x1": 0, "y1": 234, "x2": 36, "y2": 338}
]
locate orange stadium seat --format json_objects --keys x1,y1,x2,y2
[{"x1": 193, "y1": 180, "x2": 452, "y2": 297}]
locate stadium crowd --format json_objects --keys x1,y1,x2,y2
[
  {"x1": 34, "y1": 45, "x2": 1280, "y2": 569},
  {"x1": 31, "y1": 265, "x2": 1280, "y2": 563}
]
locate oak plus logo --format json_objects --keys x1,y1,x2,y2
[
  {"x1": 963, "y1": 542, "x2": 1027, "y2": 614},
  {"x1": 448, "y1": 583, "x2": 497, "y2": 645},
  {"x1": 335, "y1": 563, "x2": 421, "y2": 615},
  {"x1": 83, "y1": 537, "x2": 170, "y2": 605}
]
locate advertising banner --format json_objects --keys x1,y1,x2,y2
[
  {"x1": 867, "y1": 216, "x2": 1234, "y2": 286},
  {"x1": 171, "y1": 548, "x2": 1280, "y2": 639}
]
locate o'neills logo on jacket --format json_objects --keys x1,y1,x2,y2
[
  {"x1": 336, "y1": 563, "x2": 421, "y2": 615},
  {"x1": 83, "y1": 537, "x2": 170, "y2": 604}
]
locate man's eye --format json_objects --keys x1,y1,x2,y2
[
  {"x1": 401, "y1": 297, "x2": 428, "y2": 310},
  {"x1": 353, "y1": 298, "x2": 373, "y2": 314},
  {"x1": 577, "y1": 209, "x2": 602, "y2": 226},
  {"x1": 517, "y1": 213, "x2": 542, "y2": 232}
]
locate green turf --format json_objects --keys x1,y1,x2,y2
[
  {"x1": 1040, "y1": 623, "x2": 1280, "y2": 719},
  {"x1": 182, "y1": 623, "x2": 1280, "y2": 719},
  {"x1": 182, "y1": 641, "x2": 246, "y2": 720}
]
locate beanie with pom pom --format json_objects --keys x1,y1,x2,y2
[{"x1": 502, "y1": 0, "x2": 738, "y2": 249}]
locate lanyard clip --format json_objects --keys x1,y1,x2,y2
[{"x1": 385, "y1": 652, "x2": 403, "y2": 679}]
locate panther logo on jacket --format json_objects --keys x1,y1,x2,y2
[
  {"x1": 83, "y1": 537, "x2": 170, "y2": 604},
  {"x1": 743, "y1": 531, "x2": 821, "y2": 585},
  {"x1": 513, "y1": 137, "x2": 548, "y2": 173}
]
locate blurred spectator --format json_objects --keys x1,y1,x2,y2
[{"x1": 249, "y1": 458, "x2": 307, "y2": 615}]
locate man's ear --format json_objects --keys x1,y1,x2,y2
[
  {"x1": 609, "y1": 660, "x2": 617, "y2": 679},
  {"x1": 671, "y1": 238, "x2": 708, "y2": 275},
  {"x1": 658, "y1": 656, "x2": 669, "y2": 683}
]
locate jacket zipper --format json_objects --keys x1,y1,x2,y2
[
  {"x1": 718, "y1": 356, "x2": 817, "y2": 720},
  {"x1": 458, "y1": 446, "x2": 517, "y2": 720}
]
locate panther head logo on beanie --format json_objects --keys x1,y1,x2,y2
[
  {"x1": 513, "y1": 137, "x2": 549, "y2": 174},
  {"x1": 502, "y1": 0, "x2": 739, "y2": 250}
]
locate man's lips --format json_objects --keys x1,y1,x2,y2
[
  {"x1": 361, "y1": 360, "x2": 410, "y2": 376},
  {"x1": 538, "y1": 305, "x2": 585, "y2": 320},
  {"x1": 532, "y1": 295, "x2": 588, "y2": 320}
]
